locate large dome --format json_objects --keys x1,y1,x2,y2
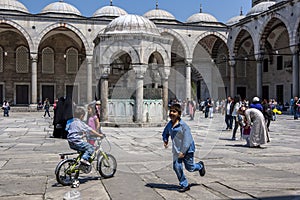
[
  {"x1": 93, "y1": 5, "x2": 127, "y2": 18},
  {"x1": 104, "y1": 14, "x2": 160, "y2": 36},
  {"x1": 143, "y1": 8, "x2": 176, "y2": 20},
  {"x1": 40, "y1": 1, "x2": 81, "y2": 16},
  {"x1": 187, "y1": 12, "x2": 217, "y2": 23},
  {"x1": 0, "y1": 0, "x2": 29, "y2": 13},
  {"x1": 246, "y1": 1, "x2": 276, "y2": 16},
  {"x1": 226, "y1": 15, "x2": 245, "y2": 25}
]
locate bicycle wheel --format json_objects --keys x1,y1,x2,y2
[
  {"x1": 97, "y1": 153, "x2": 117, "y2": 178},
  {"x1": 55, "y1": 159, "x2": 78, "y2": 186}
]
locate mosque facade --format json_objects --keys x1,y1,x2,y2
[{"x1": 0, "y1": 0, "x2": 299, "y2": 123}]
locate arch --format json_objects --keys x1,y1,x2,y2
[
  {"x1": 231, "y1": 28, "x2": 255, "y2": 56},
  {"x1": 101, "y1": 41, "x2": 140, "y2": 65},
  {"x1": 159, "y1": 28, "x2": 190, "y2": 58},
  {"x1": 143, "y1": 43, "x2": 171, "y2": 66},
  {"x1": 258, "y1": 14, "x2": 292, "y2": 53},
  {"x1": 191, "y1": 31, "x2": 228, "y2": 56},
  {"x1": 1, "y1": 20, "x2": 34, "y2": 52},
  {"x1": 36, "y1": 22, "x2": 90, "y2": 53},
  {"x1": 292, "y1": 16, "x2": 300, "y2": 47}
]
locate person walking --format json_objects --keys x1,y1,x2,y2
[
  {"x1": 293, "y1": 96, "x2": 300, "y2": 120},
  {"x1": 162, "y1": 103, "x2": 205, "y2": 192},
  {"x1": 43, "y1": 98, "x2": 51, "y2": 118},
  {"x1": 2, "y1": 100, "x2": 10, "y2": 117},
  {"x1": 231, "y1": 95, "x2": 241, "y2": 140},
  {"x1": 262, "y1": 99, "x2": 272, "y2": 131},
  {"x1": 224, "y1": 96, "x2": 233, "y2": 130}
]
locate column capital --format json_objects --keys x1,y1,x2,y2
[
  {"x1": 290, "y1": 44, "x2": 299, "y2": 54},
  {"x1": 30, "y1": 53, "x2": 38, "y2": 61},
  {"x1": 96, "y1": 64, "x2": 111, "y2": 79},
  {"x1": 133, "y1": 64, "x2": 147, "y2": 79},
  {"x1": 158, "y1": 66, "x2": 170, "y2": 80},
  {"x1": 185, "y1": 58, "x2": 192, "y2": 65},
  {"x1": 255, "y1": 52, "x2": 264, "y2": 62}
]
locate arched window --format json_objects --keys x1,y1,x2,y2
[
  {"x1": 16, "y1": 46, "x2": 29, "y2": 73},
  {"x1": 42, "y1": 47, "x2": 54, "y2": 74},
  {"x1": 66, "y1": 47, "x2": 78, "y2": 74},
  {"x1": 0, "y1": 47, "x2": 3, "y2": 72}
]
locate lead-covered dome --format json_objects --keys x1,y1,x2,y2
[
  {"x1": 144, "y1": 8, "x2": 176, "y2": 20},
  {"x1": 104, "y1": 14, "x2": 160, "y2": 36},
  {"x1": 226, "y1": 10, "x2": 245, "y2": 25},
  {"x1": 93, "y1": 5, "x2": 127, "y2": 18},
  {"x1": 187, "y1": 6, "x2": 217, "y2": 23},
  {"x1": 0, "y1": 0, "x2": 29, "y2": 13},
  {"x1": 246, "y1": 1, "x2": 276, "y2": 16},
  {"x1": 40, "y1": 1, "x2": 81, "y2": 16}
]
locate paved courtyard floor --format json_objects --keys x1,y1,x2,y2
[{"x1": 0, "y1": 110, "x2": 299, "y2": 199}]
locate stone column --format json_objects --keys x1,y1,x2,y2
[
  {"x1": 292, "y1": 48, "x2": 299, "y2": 97},
  {"x1": 133, "y1": 64, "x2": 147, "y2": 123},
  {"x1": 159, "y1": 66, "x2": 170, "y2": 121},
  {"x1": 229, "y1": 59, "x2": 236, "y2": 97},
  {"x1": 31, "y1": 54, "x2": 38, "y2": 105},
  {"x1": 86, "y1": 56, "x2": 93, "y2": 103},
  {"x1": 185, "y1": 60, "x2": 192, "y2": 100},
  {"x1": 255, "y1": 54, "x2": 263, "y2": 98},
  {"x1": 100, "y1": 65, "x2": 110, "y2": 122}
]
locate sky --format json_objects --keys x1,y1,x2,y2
[{"x1": 17, "y1": 0, "x2": 252, "y2": 23}]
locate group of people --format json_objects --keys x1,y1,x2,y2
[{"x1": 224, "y1": 95, "x2": 271, "y2": 148}]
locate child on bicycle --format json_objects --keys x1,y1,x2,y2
[{"x1": 66, "y1": 107, "x2": 104, "y2": 166}]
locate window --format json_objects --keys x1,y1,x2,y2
[
  {"x1": 66, "y1": 47, "x2": 78, "y2": 74},
  {"x1": 276, "y1": 85, "x2": 284, "y2": 104},
  {"x1": 263, "y1": 58, "x2": 268, "y2": 72},
  {"x1": 16, "y1": 46, "x2": 29, "y2": 73},
  {"x1": 277, "y1": 56, "x2": 283, "y2": 70},
  {"x1": 42, "y1": 47, "x2": 54, "y2": 74}
]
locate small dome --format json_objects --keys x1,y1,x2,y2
[
  {"x1": 226, "y1": 15, "x2": 245, "y2": 25},
  {"x1": 104, "y1": 14, "x2": 160, "y2": 36},
  {"x1": 40, "y1": 1, "x2": 81, "y2": 16},
  {"x1": 0, "y1": 0, "x2": 29, "y2": 13},
  {"x1": 246, "y1": 1, "x2": 276, "y2": 16},
  {"x1": 187, "y1": 12, "x2": 218, "y2": 23},
  {"x1": 144, "y1": 9, "x2": 176, "y2": 20},
  {"x1": 93, "y1": 5, "x2": 127, "y2": 18}
]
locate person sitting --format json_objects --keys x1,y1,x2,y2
[{"x1": 65, "y1": 107, "x2": 104, "y2": 166}]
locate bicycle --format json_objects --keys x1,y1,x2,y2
[{"x1": 55, "y1": 136, "x2": 117, "y2": 188}]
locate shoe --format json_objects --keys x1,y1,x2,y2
[
  {"x1": 199, "y1": 161, "x2": 206, "y2": 177},
  {"x1": 80, "y1": 159, "x2": 91, "y2": 166},
  {"x1": 178, "y1": 186, "x2": 190, "y2": 192}
]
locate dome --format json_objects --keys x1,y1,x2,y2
[
  {"x1": 226, "y1": 15, "x2": 245, "y2": 25},
  {"x1": 104, "y1": 14, "x2": 160, "y2": 36},
  {"x1": 0, "y1": 0, "x2": 29, "y2": 13},
  {"x1": 93, "y1": 5, "x2": 127, "y2": 18},
  {"x1": 246, "y1": 1, "x2": 276, "y2": 16},
  {"x1": 143, "y1": 9, "x2": 176, "y2": 20},
  {"x1": 40, "y1": 1, "x2": 81, "y2": 16},
  {"x1": 187, "y1": 12, "x2": 218, "y2": 23}
]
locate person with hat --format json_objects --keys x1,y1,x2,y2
[
  {"x1": 250, "y1": 97, "x2": 263, "y2": 112},
  {"x1": 162, "y1": 103, "x2": 205, "y2": 192}
]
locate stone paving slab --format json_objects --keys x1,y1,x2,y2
[{"x1": 0, "y1": 111, "x2": 300, "y2": 199}]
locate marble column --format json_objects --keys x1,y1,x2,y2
[
  {"x1": 133, "y1": 64, "x2": 147, "y2": 123},
  {"x1": 229, "y1": 59, "x2": 236, "y2": 97},
  {"x1": 86, "y1": 56, "x2": 93, "y2": 103},
  {"x1": 159, "y1": 66, "x2": 170, "y2": 121},
  {"x1": 292, "y1": 48, "x2": 299, "y2": 97},
  {"x1": 100, "y1": 64, "x2": 110, "y2": 122},
  {"x1": 31, "y1": 54, "x2": 38, "y2": 104},
  {"x1": 255, "y1": 54, "x2": 263, "y2": 98},
  {"x1": 185, "y1": 61, "x2": 192, "y2": 100}
]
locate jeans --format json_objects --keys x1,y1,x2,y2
[
  {"x1": 69, "y1": 141, "x2": 94, "y2": 161},
  {"x1": 173, "y1": 152, "x2": 202, "y2": 187},
  {"x1": 225, "y1": 114, "x2": 233, "y2": 129}
]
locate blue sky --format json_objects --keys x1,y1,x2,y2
[{"x1": 18, "y1": 0, "x2": 252, "y2": 23}]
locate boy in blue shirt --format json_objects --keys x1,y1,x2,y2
[
  {"x1": 162, "y1": 103, "x2": 205, "y2": 192},
  {"x1": 66, "y1": 107, "x2": 104, "y2": 166}
]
